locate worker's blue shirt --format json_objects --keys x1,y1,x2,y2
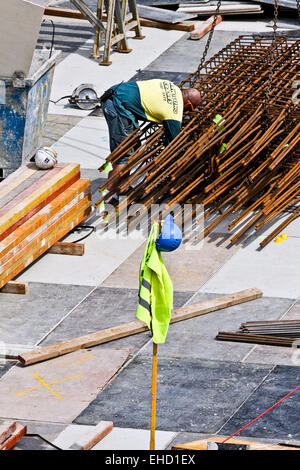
[{"x1": 111, "y1": 80, "x2": 183, "y2": 145}]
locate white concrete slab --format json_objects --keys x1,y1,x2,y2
[
  {"x1": 49, "y1": 28, "x2": 185, "y2": 117},
  {"x1": 0, "y1": 0, "x2": 45, "y2": 77},
  {"x1": 52, "y1": 116, "x2": 110, "y2": 169},
  {"x1": 53, "y1": 424, "x2": 177, "y2": 450},
  {"x1": 16, "y1": 215, "x2": 146, "y2": 286},
  {"x1": 199, "y1": 233, "x2": 300, "y2": 299},
  {"x1": 0, "y1": 348, "x2": 131, "y2": 423}
]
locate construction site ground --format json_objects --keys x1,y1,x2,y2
[{"x1": 1, "y1": 11, "x2": 300, "y2": 451}]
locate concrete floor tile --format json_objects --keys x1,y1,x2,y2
[
  {"x1": 40, "y1": 287, "x2": 192, "y2": 354},
  {"x1": 0, "y1": 282, "x2": 93, "y2": 345},
  {"x1": 41, "y1": 114, "x2": 82, "y2": 148},
  {"x1": 74, "y1": 356, "x2": 272, "y2": 433},
  {"x1": 16, "y1": 226, "x2": 145, "y2": 287},
  {"x1": 221, "y1": 365, "x2": 300, "y2": 440},
  {"x1": 0, "y1": 361, "x2": 15, "y2": 379},
  {"x1": 48, "y1": 28, "x2": 185, "y2": 117},
  {"x1": 200, "y1": 235, "x2": 300, "y2": 299},
  {"x1": 53, "y1": 424, "x2": 177, "y2": 450},
  {"x1": 145, "y1": 31, "x2": 242, "y2": 73},
  {"x1": 102, "y1": 233, "x2": 239, "y2": 292},
  {"x1": 0, "y1": 347, "x2": 131, "y2": 423},
  {"x1": 139, "y1": 294, "x2": 294, "y2": 364},
  {"x1": 52, "y1": 116, "x2": 110, "y2": 169},
  {"x1": 8, "y1": 419, "x2": 66, "y2": 450}
]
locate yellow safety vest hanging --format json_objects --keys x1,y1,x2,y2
[{"x1": 136, "y1": 222, "x2": 173, "y2": 344}]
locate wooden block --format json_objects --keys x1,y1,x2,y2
[
  {"x1": 18, "y1": 288, "x2": 262, "y2": 365},
  {"x1": 0, "y1": 198, "x2": 92, "y2": 288},
  {"x1": 69, "y1": 421, "x2": 114, "y2": 450},
  {"x1": 0, "y1": 423, "x2": 27, "y2": 450},
  {"x1": 190, "y1": 15, "x2": 222, "y2": 40},
  {"x1": 0, "y1": 179, "x2": 90, "y2": 260},
  {"x1": 48, "y1": 242, "x2": 85, "y2": 256},
  {"x1": 0, "y1": 163, "x2": 80, "y2": 241},
  {"x1": 0, "y1": 281, "x2": 28, "y2": 295},
  {"x1": 172, "y1": 435, "x2": 300, "y2": 451},
  {"x1": 0, "y1": 421, "x2": 16, "y2": 445}
]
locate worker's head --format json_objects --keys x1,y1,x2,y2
[{"x1": 182, "y1": 88, "x2": 201, "y2": 112}]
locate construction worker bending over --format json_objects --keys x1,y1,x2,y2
[{"x1": 101, "y1": 79, "x2": 201, "y2": 194}]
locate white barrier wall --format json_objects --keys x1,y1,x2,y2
[{"x1": 0, "y1": 0, "x2": 48, "y2": 78}]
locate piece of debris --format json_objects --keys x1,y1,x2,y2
[
  {"x1": 190, "y1": 14, "x2": 222, "y2": 39},
  {"x1": 69, "y1": 421, "x2": 114, "y2": 450}
]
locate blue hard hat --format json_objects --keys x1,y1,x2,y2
[{"x1": 156, "y1": 214, "x2": 182, "y2": 252}]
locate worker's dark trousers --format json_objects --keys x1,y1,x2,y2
[{"x1": 102, "y1": 98, "x2": 135, "y2": 165}]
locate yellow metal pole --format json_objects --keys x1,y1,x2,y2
[{"x1": 150, "y1": 341, "x2": 158, "y2": 450}]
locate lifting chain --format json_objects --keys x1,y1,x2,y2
[
  {"x1": 265, "y1": 0, "x2": 279, "y2": 116},
  {"x1": 196, "y1": 0, "x2": 222, "y2": 80}
]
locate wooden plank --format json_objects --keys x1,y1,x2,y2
[
  {"x1": 45, "y1": 6, "x2": 85, "y2": 19},
  {"x1": 190, "y1": 15, "x2": 222, "y2": 40},
  {"x1": 0, "y1": 179, "x2": 90, "y2": 260},
  {"x1": 0, "y1": 166, "x2": 63, "y2": 217},
  {"x1": 172, "y1": 435, "x2": 300, "y2": 451},
  {"x1": 0, "y1": 164, "x2": 38, "y2": 202},
  {"x1": 0, "y1": 172, "x2": 81, "y2": 243},
  {"x1": 0, "y1": 282, "x2": 28, "y2": 295},
  {"x1": 0, "y1": 423, "x2": 27, "y2": 451},
  {"x1": 69, "y1": 421, "x2": 114, "y2": 450},
  {"x1": 48, "y1": 242, "x2": 85, "y2": 256},
  {"x1": 0, "y1": 163, "x2": 80, "y2": 240},
  {"x1": 18, "y1": 288, "x2": 262, "y2": 365},
  {"x1": 137, "y1": 4, "x2": 195, "y2": 23},
  {"x1": 0, "y1": 194, "x2": 90, "y2": 268},
  {"x1": 0, "y1": 197, "x2": 92, "y2": 287},
  {"x1": 0, "y1": 205, "x2": 91, "y2": 291},
  {"x1": 0, "y1": 421, "x2": 16, "y2": 445},
  {"x1": 44, "y1": 6, "x2": 194, "y2": 31},
  {"x1": 139, "y1": 17, "x2": 194, "y2": 31}
]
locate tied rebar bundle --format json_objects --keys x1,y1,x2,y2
[{"x1": 96, "y1": 35, "x2": 300, "y2": 248}]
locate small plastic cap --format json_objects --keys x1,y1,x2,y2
[
  {"x1": 274, "y1": 236, "x2": 283, "y2": 243},
  {"x1": 280, "y1": 233, "x2": 288, "y2": 240}
]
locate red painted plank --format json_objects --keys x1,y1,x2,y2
[{"x1": 0, "y1": 424, "x2": 27, "y2": 450}]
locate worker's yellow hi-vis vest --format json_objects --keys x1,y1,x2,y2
[{"x1": 136, "y1": 222, "x2": 173, "y2": 344}]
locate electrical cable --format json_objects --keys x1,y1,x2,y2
[
  {"x1": 67, "y1": 225, "x2": 95, "y2": 243},
  {"x1": 50, "y1": 95, "x2": 72, "y2": 105},
  {"x1": 42, "y1": 19, "x2": 55, "y2": 59}
]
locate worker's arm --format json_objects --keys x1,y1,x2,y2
[{"x1": 163, "y1": 119, "x2": 181, "y2": 145}]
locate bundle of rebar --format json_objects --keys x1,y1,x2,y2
[
  {"x1": 96, "y1": 35, "x2": 300, "y2": 247},
  {"x1": 240, "y1": 320, "x2": 300, "y2": 337},
  {"x1": 216, "y1": 331, "x2": 300, "y2": 348}
]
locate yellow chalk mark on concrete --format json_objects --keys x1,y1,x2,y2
[
  {"x1": 31, "y1": 373, "x2": 63, "y2": 399},
  {"x1": 15, "y1": 373, "x2": 84, "y2": 399}
]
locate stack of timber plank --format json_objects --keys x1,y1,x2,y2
[{"x1": 0, "y1": 162, "x2": 92, "y2": 289}]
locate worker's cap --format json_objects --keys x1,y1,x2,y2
[{"x1": 156, "y1": 214, "x2": 182, "y2": 252}]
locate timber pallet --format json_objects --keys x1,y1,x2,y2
[{"x1": 0, "y1": 163, "x2": 92, "y2": 290}]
